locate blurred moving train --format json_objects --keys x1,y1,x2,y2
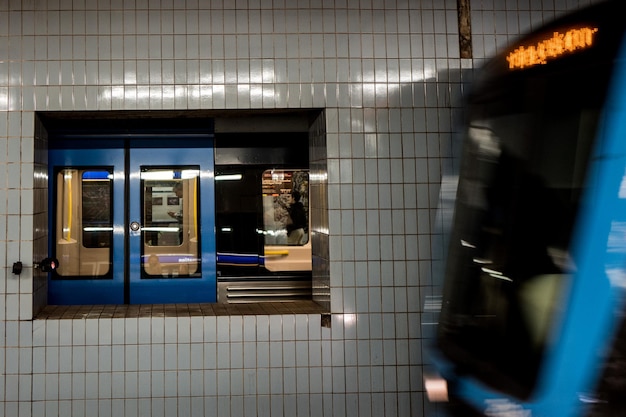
[{"x1": 426, "y1": 1, "x2": 626, "y2": 416}]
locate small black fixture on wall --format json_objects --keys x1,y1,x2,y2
[
  {"x1": 12, "y1": 258, "x2": 60, "y2": 275},
  {"x1": 36, "y1": 258, "x2": 60, "y2": 272}
]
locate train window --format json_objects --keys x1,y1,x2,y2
[
  {"x1": 54, "y1": 168, "x2": 113, "y2": 278},
  {"x1": 141, "y1": 167, "x2": 201, "y2": 278},
  {"x1": 262, "y1": 170, "x2": 309, "y2": 246}
]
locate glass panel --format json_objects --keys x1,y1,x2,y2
[
  {"x1": 55, "y1": 169, "x2": 112, "y2": 278},
  {"x1": 141, "y1": 167, "x2": 201, "y2": 278},
  {"x1": 262, "y1": 170, "x2": 309, "y2": 246},
  {"x1": 82, "y1": 171, "x2": 113, "y2": 248}
]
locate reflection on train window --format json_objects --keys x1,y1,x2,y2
[
  {"x1": 54, "y1": 169, "x2": 112, "y2": 278},
  {"x1": 262, "y1": 170, "x2": 309, "y2": 246},
  {"x1": 141, "y1": 167, "x2": 201, "y2": 278}
]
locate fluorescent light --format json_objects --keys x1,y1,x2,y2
[
  {"x1": 215, "y1": 174, "x2": 242, "y2": 181},
  {"x1": 141, "y1": 171, "x2": 174, "y2": 180},
  {"x1": 181, "y1": 169, "x2": 200, "y2": 179},
  {"x1": 141, "y1": 227, "x2": 180, "y2": 232}
]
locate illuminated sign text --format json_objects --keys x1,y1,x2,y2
[{"x1": 506, "y1": 27, "x2": 598, "y2": 70}]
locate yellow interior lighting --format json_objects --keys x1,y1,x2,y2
[
  {"x1": 193, "y1": 177, "x2": 198, "y2": 238},
  {"x1": 63, "y1": 171, "x2": 73, "y2": 241}
]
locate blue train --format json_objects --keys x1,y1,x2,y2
[
  {"x1": 427, "y1": 1, "x2": 626, "y2": 416},
  {"x1": 45, "y1": 116, "x2": 313, "y2": 305}
]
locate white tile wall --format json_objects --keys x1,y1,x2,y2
[{"x1": 0, "y1": 0, "x2": 605, "y2": 416}]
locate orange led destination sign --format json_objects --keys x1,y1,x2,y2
[{"x1": 506, "y1": 27, "x2": 598, "y2": 70}]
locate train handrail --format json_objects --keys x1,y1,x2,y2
[{"x1": 264, "y1": 249, "x2": 290, "y2": 257}]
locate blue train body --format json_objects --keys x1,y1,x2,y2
[{"x1": 428, "y1": 1, "x2": 626, "y2": 416}]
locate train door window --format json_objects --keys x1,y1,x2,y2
[
  {"x1": 141, "y1": 168, "x2": 201, "y2": 278},
  {"x1": 54, "y1": 168, "x2": 113, "y2": 278}
]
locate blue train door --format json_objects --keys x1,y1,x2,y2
[{"x1": 48, "y1": 139, "x2": 216, "y2": 305}]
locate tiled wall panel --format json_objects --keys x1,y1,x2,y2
[{"x1": 0, "y1": 0, "x2": 604, "y2": 416}]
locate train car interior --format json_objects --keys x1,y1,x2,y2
[{"x1": 214, "y1": 128, "x2": 312, "y2": 303}]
